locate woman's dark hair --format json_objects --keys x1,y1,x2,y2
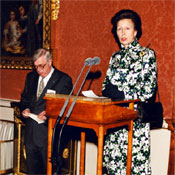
[{"x1": 111, "y1": 9, "x2": 142, "y2": 44}]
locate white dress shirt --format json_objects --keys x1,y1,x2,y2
[{"x1": 37, "y1": 66, "x2": 54, "y2": 94}]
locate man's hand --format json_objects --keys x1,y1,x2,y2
[
  {"x1": 22, "y1": 109, "x2": 30, "y2": 118},
  {"x1": 38, "y1": 111, "x2": 47, "y2": 120}
]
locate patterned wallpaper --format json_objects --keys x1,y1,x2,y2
[
  {"x1": 0, "y1": 0, "x2": 174, "y2": 120},
  {"x1": 53, "y1": 0, "x2": 175, "y2": 119}
]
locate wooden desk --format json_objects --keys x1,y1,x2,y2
[{"x1": 44, "y1": 94, "x2": 139, "y2": 175}]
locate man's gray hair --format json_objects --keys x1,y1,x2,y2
[{"x1": 33, "y1": 48, "x2": 52, "y2": 62}]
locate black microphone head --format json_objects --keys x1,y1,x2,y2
[
  {"x1": 84, "y1": 57, "x2": 93, "y2": 66},
  {"x1": 93, "y1": 56, "x2": 100, "y2": 65}
]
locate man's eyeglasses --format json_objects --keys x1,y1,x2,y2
[{"x1": 34, "y1": 63, "x2": 47, "y2": 70}]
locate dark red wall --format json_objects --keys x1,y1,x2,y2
[
  {"x1": 1, "y1": 0, "x2": 174, "y2": 119},
  {"x1": 0, "y1": 69, "x2": 31, "y2": 100}
]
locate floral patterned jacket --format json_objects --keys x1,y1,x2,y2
[{"x1": 102, "y1": 40, "x2": 157, "y2": 102}]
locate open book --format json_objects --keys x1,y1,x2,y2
[{"x1": 23, "y1": 113, "x2": 45, "y2": 124}]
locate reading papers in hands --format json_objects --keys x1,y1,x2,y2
[
  {"x1": 23, "y1": 113, "x2": 45, "y2": 124},
  {"x1": 82, "y1": 90, "x2": 107, "y2": 98}
]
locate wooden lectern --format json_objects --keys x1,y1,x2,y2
[{"x1": 44, "y1": 94, "x2": 139, "y2": 175}]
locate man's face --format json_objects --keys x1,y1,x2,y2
[{"x1": 34, "y1": 56, "x2": 52, "y2": 78}]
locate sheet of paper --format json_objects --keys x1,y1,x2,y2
[
  {"x1": 82, "y1": 90, "x2": 107, "y2": 98},
  {"x1": 47, "y1": 89, "x2": 56, "y2": 94},
  {"x1": 24, "y1": 113, "x2": 45, "y2": 124}
]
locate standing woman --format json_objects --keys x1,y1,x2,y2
[{"x1": 102, "y1": 9, "x2": 157, "y2": 174}]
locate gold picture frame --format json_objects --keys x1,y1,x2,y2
[{"x1": 0, "y1": 0, "x2": 59, "y2": 70}]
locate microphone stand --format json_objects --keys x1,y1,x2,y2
[
  {"x1": 51, "y1": 59, "x2": 92, "y2": 174},
  {"x1": 53, "y1": 64, "x2": 93, "y2": 175}
]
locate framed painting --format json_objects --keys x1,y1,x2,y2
[{"x1": 0, "y1": 0, "x2": 51, "y2": 70}]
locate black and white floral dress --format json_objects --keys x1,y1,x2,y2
[{"x1": 102, "y1": 40, "x2": 157, "y2": 175}]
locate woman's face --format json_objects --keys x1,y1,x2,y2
[{"x1": 116, "y1": 19, "x2": 137, "y2": 48}]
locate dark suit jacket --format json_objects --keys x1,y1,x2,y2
[{"x1": 20, "y1": 68, "x2": 73, "y2": 147}]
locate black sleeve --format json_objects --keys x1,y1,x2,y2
[
  {"x1": 56, "y1": 75, "x2": 73, "y2": 95},
  {"x1": 19, "y1": 72, "x2": 37, "y2": 113},
  {"x1": 20, "y1": 74, "x2": 31, "y2": 112},
  {"x1": 102, "y1": 82, "x2": 125, "y2": 100}
]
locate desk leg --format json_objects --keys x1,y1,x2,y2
[
  {"x1": 80, "y1": 132, "x2": 85, "y2": 175},
  {"x1": 126, "y1": 120, "x2": 133, "y2": 175},
  {"x1": 97, "y1": 126, "x2": 104, "y2": 175}
]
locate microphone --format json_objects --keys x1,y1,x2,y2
[
  {"x1": 85, "y1": 57, "x2": 100, "y2": 66},
  {"x1": 56, "y1": 57, "x2": 92, "y2": 118},
  {"x1": 65, "y1": 57, "x2": 100, "y2": 118},
  {"x1": 90, "y1": 56, "x2": 100, "y2": 65},
  {"x1": 51, "y1": 57, "x2": 92, "y2": 174},
  {"x1": 53, "y1": 56, "x2": 101, "y2": 174},
  {"x1": 84, "y1": 57, "x2": 93, "y2": 66}
]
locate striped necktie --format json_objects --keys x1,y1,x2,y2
[{"x1": 37, "y1": 78, "x2": 44, "y2": 100}]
